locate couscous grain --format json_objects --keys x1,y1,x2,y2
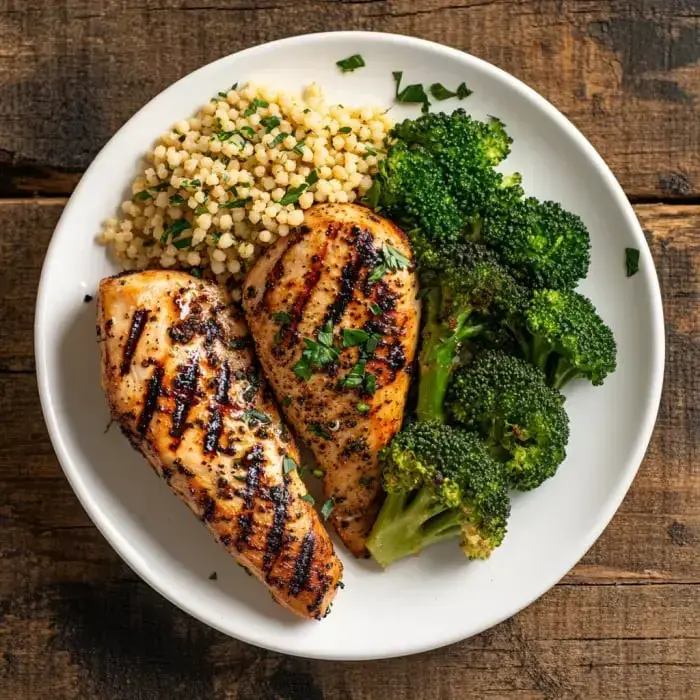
[{"x1": 99, "y1": 82, "x2": 392, "y2": 289}]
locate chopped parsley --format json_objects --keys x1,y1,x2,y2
[
  {"x1": 160, "y1": 218, "x2": 190, "y2": 244},
  {"x1": 230, "y1": 337, "x2": 249, "y2": 350},
  {"x1": 293, "y1": 321, "x2": 339, "y2": 379},
  {"x1": 272, "y1": 311, "x2": 292, "y2": 325},
  {"x1": 278, "y1": 170, "x2": 319, "y2": 206},
  {"x1": 169, "y1": 194, "x2": 185, "y2": 205},
  {"x1": 321, "y1": 497, "x2": 335, "y2": 520},
  {"x1": 341, "y1": 359, "x2": 367, "y2": 388},
  {"x1": 283, "y1": 455, "x2": 297, "y2": 474},
  {"x1": 133, "y1": 190, "x2": 152, "y2": 201},
  {"x1": 180, "y1": 178, "x2": 201, "y2": 190},
  {"x1": 311, "y1": 468, "x2": 325, "y2": 478},
  {"x1": 242, "y1": 409, "x2": 271, "y2": 426},
  {"x1": 172, "y1": 237, "x2": 192, "y2": 249},
  {"x1": 214, "y1": 130, "x2": 237, "y2": 142},
  {"x1": 429, "y1": 83, "x2": 457, "y2": 101},
  {"x1": 364, "y1": 372, "x2": 377, "y2": 395},
  {"x1": 189, "y1": 267, "x2": 203, "y2": 278},
  {"x1": 336, "y1": 54, "x2": 366, "y2": 73},
  {"x1": 382, "y1": 244, "x2": 411, "y2": 270},
  {"x1": 356, "y1": 402, "x2": 371, "y2": 413},
  {"x1": 457, "y1": 82, "x2": 473, "y2": 99},
  {"x1": 338, "y1": 126, "x2": 352, "y2": 134},
  {"x1": 152, "y1": 182, "x2": 170, "y2": 192},
  {"x1": 282, "y1": 396, "x2": 293, "y2": 407},
  {"x1": 362, "y1": 179, "x2": 381, "y2": 209},
  {"x1": 369, "y1": 302, "x2": 383, "y2": 316},
  {"x1": 243, "y1": 98, "x2": 269, "y2": 117},
  {"x1": 260, "y1": 115, "x2": 281, "y2": 133},
  {"x1": 239, "y1": 126, "x2": 255, "y2": 139},
  {"x1": 308, "y1": 423, "x2": 331, "y2": 440},
  {"x1": 220, "y1": 197, "x2": 251, "y2": 209},
  {"x1": 292, "y1": 140, "x2": 306, "y2": 155},
  {"x1": 625, "y1": 247, "x2": 640, "y2": 277},
  {"x1": 301, "y1": 493, "x2": 316, "y2": 505},
  {"x1": 270, "y1": 132, "x2": 288, "y2": 147},
  {"x1": 393, "y1": 71, "x2": 430, "y2": 113},
  {"x1": 342, "y1": 328, "x2": 380, "y2": 353}
]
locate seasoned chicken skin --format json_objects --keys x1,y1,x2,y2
[
  {"x1": 97, "y1": 270, "x2": 342, "y2": 620},
  {"x1": 243, "y1": 203, "x2": 421, "y2": 557}
]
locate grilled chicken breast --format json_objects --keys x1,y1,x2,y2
[
  {"x1": 97, "y1": 270, "x2": 342, "y2": 620},
  {"x1": 243, "y1": 203, "x2": 421, "y2": 557}
]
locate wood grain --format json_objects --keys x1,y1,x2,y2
[
  {"x1": 0, "y1": 199, "x2": 698, "y2": 698},
  {"x1": 2, "y1": 0, "x2": 700, "y2": 198}
]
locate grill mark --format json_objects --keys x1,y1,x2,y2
[
  {"x1": 263, "y1": 485, "x2": 289, "y2": 575},
  {"x1": 203, "y1": 406, "x2": 222, "y2": 453},
  {"x1": 289, "y1": 531, "x2": 316, "y2": 596},
  {"x1": 120, "y1": 308, "x2": 148, "y2": 375},
  {"x1": 235, "y1": 445, "x2": 264, "y2": 550},
  {"x1": 137, "y1": 365, "x2": 164, "y2": 435},
  {"x1": 170, "y1": 356, "x2": 199, "y2": 438},
  {"x1": 215, "y1": 360, "x2": 231, "y2": 404},
  {"x1": 324, "y1": 227, "x2": 381, "y2": 326},
  {"x1": 265, "y1": 223, "x2": 339, "y2": 347},
  {"x1": 260, "y1": 233, "x2": 300, "y2": 311}
]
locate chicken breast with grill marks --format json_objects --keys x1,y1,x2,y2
[
  {"x1": 97, "y1": 270, "x2": 343, "y2": 620},
  {"x1": 243, "y1": 203, "x2": 421, "y2": 557}
]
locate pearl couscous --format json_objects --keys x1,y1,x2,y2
[{"x1": 99, "y1": 82, "x2": 393, "y2": 296}]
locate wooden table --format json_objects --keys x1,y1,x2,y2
[{"x1": 1, "y1": 2, "x2": 698, "y2": 698}]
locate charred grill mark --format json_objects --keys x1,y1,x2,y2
[
  {"x1": 263, "y1": 485, "x2": 289, "y2": 574},
  {"x1": 289, "y1": 531, "x2": 316, "y2": 597},
  {"x1": 260, "y1": 233, "x2": 299, "y2": 311},
  {"x1": 204, "y1": 406, "x2": 223, "y2": 453},
  {"x1": 309, "y1": 578, "x2": 332, "y2": 619},
  {"x1": 120, "y1": 308, "x2": 148, "y2": 375},
  {"x1": 215, "y1": 360, "x2": 231, "y2": 404},
  {"x1": 323, "y1": 255, "x2": 361, "y2": 327},
  {"x1": 386, "y1": 342, "x2": 407, "y2": 371},
  {"x1": 236, "y1": 445, "x2": 264, "y2": 549},
  {"x1": 170, "y1": 357, "x2": 199, "y2": 438},
  {"x1": 137, "y1": 365, "x2": 164, "y2": 435}
]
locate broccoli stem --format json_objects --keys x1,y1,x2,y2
[
  {"x1": 417, "y1": 290, "x2": 485, "y2": 422},
  {"x1": 366, "y1": 487, "x2": 462, "y2": 568},
  {"x1": 550, "y1": 360, "x2": 579, "y2": 390}
]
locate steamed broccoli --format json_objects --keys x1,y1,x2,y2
[
  {"x1": 511, "y1": 289, "x2": 617, "y2": 390},
  {"x1": 478, "y1": 197, "x2": 591, "y2": 290},
  {"x1": 447, "y1": 350, "x2": 570, "y2": 491},
  {"x1": 416, "y1": 240, "x2": 526, "y2": 422},
  {"x1": 365, "y1": 421, "x2": 510, "y2": 567},
  {"x1": 372, "y1": 110, "x2": 522, "y2": 246}
]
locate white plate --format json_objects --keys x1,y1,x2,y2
[{"x1": 35, "y1": 31, "x2": 665, "y2": 660}]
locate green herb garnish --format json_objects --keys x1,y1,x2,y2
[
  {"x1": 382, "y1": 244, "x2": 410, "y2": 270},
  {"x1": 169, "y1": 194, "x2": 185, "y2": 205},
  {"x1": 362, "y1": 179, "x2": 381, "y2": 209},
  {"x1": 220, "y1": 197, "x2": 251, "y2": 209},
  {"x1": 292, "y1": 140, "x2": 306, "y2": 155},
  {"x1": 230, "y1": 338, "x2": 249, "y2": 350},
  {"x1": 243, "y1": 98, "x2": 269, "y2": 117},
  {"x1": 270, "y1": 132, "x2": 288, "y2": 147},
  {"x1": 283, "y1": 456, "x2": 297, "y2": 474},
  {"x1": 133, "y1": 190, "x2": 152, "y2": 201},
  {"x1": 369, "y1": 302, "x2": 382, "y2": 316},
  {"x1": 260, "y1": 115, "x2": 281, "y2": 133},
  {"x1": 160, "y1": 219, "x2": 190, "y2": 244},
  {"x1": 457, "y1": 82, "x2": 472, "y2": 99},
  {"x1": 172, "y1": 237, "x2": 192, "y2": 249},
  {"x1": 356, "y1": 402, "x2": 371, "y2": 413},
  {"x1": 180, "y1": 178, "x2": 201, "y2": 190},
  {"x1": 242, "y1": 409, "x2": 271, "y2": 426},
  {"x1": 308, "y1": 423, "x2": 331, "y2": 440},
  {"x1": 282, "y1": 396, "x2": 292, "y2": 407},
  {"x1": 336, "y1": 54, "x2": 365, "y2": 73},
  {"x1": 393, "y1": 71, "x2": 430, "y2": 113},
  {"x1": 152, "y1": 182, "x2": 170, "y2": 192},
  {"x1": 321, "y1": 497, "x2": 334, "y2": 520},
  {"x1": 301, "y1": 493, "x2": 316, "y2": 505},
  {"x1": 272, "y1": 311, "x2": 292, "y2": 325},
  {"x1": 239, "y1": 126, "x2": 255, "y2": 139},
  {"x1": 341, "y1": 360, "x2": 367, "y2": 388},
  {"x1": 364, "y1": 372, "x2": 377, "y2": 395},
  {"x1": 312, "y1": 468, "x2": 325, "y2": 478},
  {"x1": 279, "y1": 170, "x2": 318, "y2": 206},
  {"x1": 338, "y1": 126, "x2": 352, "y2": 134},
  {"x1": 429, "y1": 83, "x2": 457, "y2": 101},
  {"x1": 293, "y1": 321, "x2": 339, "y2": 379},
  {"x1": 625, "y1": 248, "x2": 640, "y2": 277}
]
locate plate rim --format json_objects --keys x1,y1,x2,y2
[{"x1": 34, "y1": 29, "x2": 666, "y2": 660}]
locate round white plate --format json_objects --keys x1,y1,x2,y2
[{"x1": 35, "y1": 31, "x2": 664, "y2": 660}]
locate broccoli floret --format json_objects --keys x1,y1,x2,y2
[
  {"x1": 447, "y1": 350, "x2": 570, "y2": 491},
  {"x1": 373, "y1": 111, "x2": 522, "y2": 246},
  {"x1": 479, "y1": 197, "x2": 591, "y2": 290},
  {"x1": 366, "y1": 421, "x2": 510, "y2": 567},
  {"x1": 416, "y1": 240, "x2": 526, "y2": 422},
  {"x1": 376, "y1": 141, "x2": 465, "y2": 243},
  {"x1": 511, "y1": 289, "x2": 617, "y2": 390}
]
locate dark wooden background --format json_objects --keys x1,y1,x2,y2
[{"x1": 1, "y1": 2, "x2": 699, "y2": 698}]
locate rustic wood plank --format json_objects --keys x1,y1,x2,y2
[{"x1": 2, "y1": 0, "x2": 700, "y2": 198}]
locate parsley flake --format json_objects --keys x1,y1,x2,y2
[
  {"x1": 308, "y1": 423, "x2": 331, "y2": 440},
  {"x1": 301, "y1": 493, "x2": 315, "y2": 505},
  {"x1": 321, "y1": 497, "x2": 335, "y2": 520},
  {"x1": 393, "y1": 71, "x2": 430, "y2": 113},
  {"x1": 336, "y1": 54, "x2": 366, "y2": 73},
  {"x1": 429, "y1": 83, "x2": 457, "y2": 101},
  {"x1": 625, "y1": 248, "x2": 640, "y2": 277},
  {"x1": 242, "y1": 409, "x2": 271, "y2": 426},
  {"x1": 283, "y1": 456, "x2": 297, "y2": 474}
]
